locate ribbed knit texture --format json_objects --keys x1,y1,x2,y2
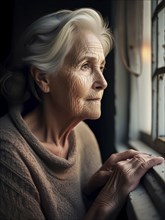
[{"x1": 0, "y1": 107, "x2": 102, "y2": 220}]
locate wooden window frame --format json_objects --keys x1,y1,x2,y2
[{"x1": 121, "y1": 1, "x2": 165, "y2": 219}]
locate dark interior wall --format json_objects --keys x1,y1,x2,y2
[{"x1": 0, "y1": 0, "x2": 116, "y2": 161}]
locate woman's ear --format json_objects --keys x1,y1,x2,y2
[{"x1": 30, "y1": 66, "x2": 50, "y2": 93}]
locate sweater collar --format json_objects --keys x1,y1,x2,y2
[{"x1": 9, "y1": 106, "x2": 77, "y2": 172}]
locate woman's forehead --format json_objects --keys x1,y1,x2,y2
[{"x1": 65, "y1": 32, "x2": 105, "y2": 65}]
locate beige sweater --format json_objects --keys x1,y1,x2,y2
[{"x1": 0, "y1": 107, "x2": 102, "y2": 220}]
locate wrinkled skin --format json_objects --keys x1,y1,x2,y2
[
  {"x1": 84, "y1": 149, "x2": 164, "y2": 219},
  {"x1": 29, "y1": 31, "x2": 164, "y2": 219},
  {"x1": 29, "y1": 31, "x2": 107, "y2": 154}
]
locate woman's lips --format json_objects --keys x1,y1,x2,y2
[{"x1": 86, "y1": 98, "x2": 101, "y2": 102}]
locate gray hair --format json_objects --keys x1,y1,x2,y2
[
  {"x1": 0, "y1": 8, "x2": 113, "y2": 105},
  {"x1": 22, "y1": 8, "x2": 113, "y2": 74}
]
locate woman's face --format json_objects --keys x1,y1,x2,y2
[{"x1": 47, "y1": 31, "x2": 108, "y2": 121}]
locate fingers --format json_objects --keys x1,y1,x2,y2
[
  {"x1": 131, "y1": 154, "x2": 164, "y2": 175},
  {"x1": 102, "y1": 149, "x2": 139, "y2": 170},
  {"x1": 110, "y1": 150, "x2": 139, "y2": 164},
  {"x1": 84, "y1": 150, "x2": 140, "y2": 196},
  {"x1": 93, "y1": 150, "x2": 164, "y2": 197},
  {"x1": 115, "y1": 154, "x2": 164, "y2": 192},
  {"x1": 103, "y1": 150, "x2": 164, "y2": 171}
]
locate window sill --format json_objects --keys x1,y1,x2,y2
[
  {"x1": 139, "y1": 132, "x2": 165, "y2": 157},
  {"x1": 128, "y1": 140, "x2": 165, "y2": 185},
  {"x1": 158, "y1": 137, "x2": 165, "y2": 142},
  {"x1": 116, "y1": 141, "x2": 165, "y2": 219}
]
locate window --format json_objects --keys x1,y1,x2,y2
[
  {"x1": 126, "y1": 0, "x2": 165, "y2": 156},
  {"x1": 152, "y1": 0, "x2": 165, "y2": 148},
  {"x1": 115, "y1": 0, "x2": 165, "y2": 218}
]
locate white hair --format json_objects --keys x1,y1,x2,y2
[{"x1": 22, "y1": 8, "x2": 113, "y2": 74}]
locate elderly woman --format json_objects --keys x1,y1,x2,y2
[{"x1": 0, "y1": 8, "x2": 163, "y2": 220}]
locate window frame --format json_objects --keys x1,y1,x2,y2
[
  {"x1": 152, "y1": 0, "x2": 165, "y2": 135},
  {"x1": 115, "y1": 0, "x2": 165, "y2": 219},
  {"x1": 142, "y1": 0, "x2": 165, "y2": 156}
]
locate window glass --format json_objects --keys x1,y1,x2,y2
[
  {"x1": 152, "y1": 0, "x2": 165, "y2": 139},
  {"x1": 158, "y1": 8, "x2": 165, "y2": 68},
  {"x1": 138, "y1": 0, "x2": 151, "y2": 134},
  {"x1": 152, "y1": 0, "x2": 157, "y2": 14},
  {"x1": 158, "y1": 74, "x2": 165, "y2": 136},
  {"x1": 152, "y1": 19, "x2": 157, "y2": 75}
]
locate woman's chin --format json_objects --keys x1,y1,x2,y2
[{"x1": 85, "y1": 111, "x2": 101, "y2": 120}]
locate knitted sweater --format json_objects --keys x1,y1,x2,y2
[{"x1": 0, "y1": 107, "x2": 102, "y2": 220}]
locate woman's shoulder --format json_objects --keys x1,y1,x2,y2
[
  {"x1": 75, "y1": 121, "x2": 97, "y2": 142},
  {"x1": 74, "y1": 121, "x2": 100, "y2": 155},
  {"x1": 0, "y1": 113, "x2": 29, "y2": 159},
  {"x1": 75, "y1": 121, "x2": 102, "y2": 176},
  {"x1": 75, "y1": 121, "x2": 99, "y2": 148},
  {"x1": 0, "y1": 113, "x2": 20, "y2": 141},
  {"x1": 0, "y1": 114, "x2": 14, "y2": 134},
  {"x1": 0, "y1": 114, "x2": 36, "y2": 182}
]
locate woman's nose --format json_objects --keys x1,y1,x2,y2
[{"x1": 92, "y1": 70, "x2": 108, "y2": 90}]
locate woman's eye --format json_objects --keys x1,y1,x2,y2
[{"x1": 81, "y1": 63, "x2": 90, "y2": 71}]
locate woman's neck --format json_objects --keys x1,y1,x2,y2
[{"x1": 23, "y1": 105, "x2": 79, "y2": 158}]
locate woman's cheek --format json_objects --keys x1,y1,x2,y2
[
  {"x1": 71, "y1": 74, "x2": 90, "y2": 96},
  {"x1": 68, "y1": 75, "x2": 89, "y2": 114}
]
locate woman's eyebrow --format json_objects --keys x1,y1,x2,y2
[{"x1": 78, "y1": 55, "x2": 106, "y2": 64}]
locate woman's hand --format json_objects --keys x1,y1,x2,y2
[
  {"x1": 84, "y1": 150, "x2": 164, "y2": 220},
  {"x1": 85, "y1": 149, "x2": 141, "y2": 195}
]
